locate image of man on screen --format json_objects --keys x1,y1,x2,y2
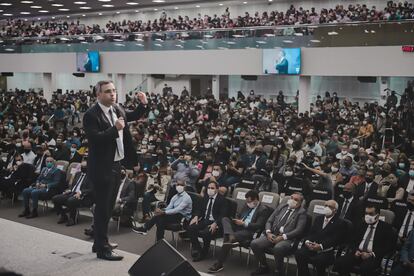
[{"x1": 275, "y1": 50, "x2": 289, "y2": 74}]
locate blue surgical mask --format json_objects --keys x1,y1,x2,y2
[
  {"x1": 46, "y1": 162, "x2": 53, "y2": 168},
  {"x1": 410, "y1": 170, "x2": 414, "y2": 178}
]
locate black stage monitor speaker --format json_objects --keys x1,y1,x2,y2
[
  {"x1": 241, "y1": 75, "x2": 258, "y2": 81},
  {"x1": 151, "y1": 74, "x2": 165, "y2": 79},
  {"x1": 129, "y1": 239, "x2": 200, "y2": 276},
  {"x1": 357, "y1": 76, "x2": 376, "y2": 83},
  {"x1": 72, "y1": 72, "x2": 85, "y2": 77},
  {"x1": 1, "y1": 72, "x2": 14, "y2": 77}
]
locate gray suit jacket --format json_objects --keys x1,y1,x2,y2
[{"x1": 265, "y1": 203, "x2": 307, "y2": 240}]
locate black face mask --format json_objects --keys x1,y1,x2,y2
[
  {"x1": 24, "y1": 149, "x2": 31, "y2": 154},
  {"x1": 343, "y1": 191, "x2": 353, "y2": 199},
  {"x1": 365, "y1": 177, "x2": 373, "y2": 183},
  {"x1": 81, "y1": 166, "x2": 87, "y2": 173}
]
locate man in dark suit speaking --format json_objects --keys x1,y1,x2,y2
[
  {"x1": 275, "y1": 49, "x2": 289, "y2": 74},
  {"x1": 83, "y1": 80, "x2": 148, "y2": 261}
]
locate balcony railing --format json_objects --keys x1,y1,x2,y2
[{"x1": 0, "y1": 20, "x2": 413, "y2": 53}]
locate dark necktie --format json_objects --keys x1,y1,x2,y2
[
  {"x1": 242, "y1": 208, "x2": 254, "y2": 220},
  {"x1": 362, "y1": 225, "x2": 374, "y2": 252},
  {"x1": 279, "y1": 209, "x2": 292, "y2": 227},
  {"x1": 340, "y1": 199, "x2": 349, "y2": 219},
  {"x1": 72, "y1": 173, "x2": 85, "y2": 193},
  {"x1": 108, "y1": 108, "x2": 120, "y2": 156},
  {"x1": 205, "y1": 197, "x2": 213, "y2": 220},
  {"x1": 403, "y1": 212, "x2": 413, "y2": 238}
]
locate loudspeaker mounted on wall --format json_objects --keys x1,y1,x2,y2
[
  {"x1": 151, "y1": 74, "x2": 165, "y2": 79},
  {"x1": 128, "y1": 239, "x2": 200, "y2": 276},
  {"x1": 241, "y1": 75, "x2": 258, "y2": 81},
  {"x1": 357, "y1": 76, "x2": 377, "y2": 83},
  {"x1": 72, "y1": 73, "x2": 85, "y2": 78},
  {"x1": 1, "y1": 72, "x2": 14, "y2": 77}
]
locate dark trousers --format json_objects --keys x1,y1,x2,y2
[
  {"x1": 391, "y1": 263, "x2": 414, "y2": 276},
  {"x1": 142, "y1": 191, "x2": 157, "y2": 215},
  {"x1": 92, "y1": 163, "x2": 121, "y2": 252},
  {"x1": 52, "y1": 192, "x2": 88, "y2": 218},
  {"x1": 333, "y1": 251, "x2": 381, "y2": 276},
  {"x1": 295, "y1": 246, "x2": 335, "y2": 276},
  {"x1": 187, "y1": 219, "x2": 217, "y2": 254},
  {"x1": 144, "y1": 213, "x2": 183, "y2": 241},
  {"x1": 217, "y1": 217, "x2": 253, "y2": 264}
]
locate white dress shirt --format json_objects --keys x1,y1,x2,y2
[
  {"x1": 358, "y1": 221, "x2": 378, "y2": 253},
  {"x1": 205, "y1": 193, "x2": 218, "y2": 221},
  {"x1": 98, "y1": 102, "x2": 124, "y2": 161},
  {"x1": 406, "y1": 179, "x2": 414, "y2": 193},
  {"x1": 116, "y1": 177, "x2": 127, "y2": 202}
]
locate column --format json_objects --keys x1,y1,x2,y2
[
  {"x1": 298, "y1": 76, "x2": 310, "y2": 114},
  {"x1": 114, "y1": 73, "x2": 126, "y2": 104},
  {"x1": 379, "y1": 77, "x2": 389, "y2": 106},
  {"x1": 42, "y1": 73, "x2": 55, "y2": 102},
  {"x1": 212, "y1": 75, "x2": 220, "y2": 100},
  {"x1": 146, "y1": 74, "x2": 155, "y2": 94}
]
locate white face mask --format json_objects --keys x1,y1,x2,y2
[
  {"x1": 284, "y1": 171, "x2": 293, "y2": 177},
  {"x1": 212, "y1": 170, "x2": 220, "y2": 177},
  {"x1": 247, "y1": 202, "x2": 257, "y2": 209},
  {"x1": 287, "y1": 198, "x2": 297, "y2": 209},
  {"x1": 364, "y1": 214, "x2": 377, "y2": 225},
  {"x1": 16, "y1": 161, "x2": 22, "y2": 166},
  {"x1": 192, "y1": 141, "x2": 197, "y2": 146},
  {"x1": 176, "y1": 185, "x2": 185, "y2": 194},
  {"x1": 323, "y1": 206, "x2": 333, "y2": 217},
  {"x1": 204, "y1": 143, "x2": 211, "y2": 149},
  {"x1": 342, "y1": 150, "x2": 348, "y2": 155},
  {"x1": 207, "y1": 188, "x2": 216, "y2": 197},
  {"x1": 331, "y1": 166, "x2": 339, "y2": 173}
]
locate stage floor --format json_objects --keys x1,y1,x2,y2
[{"x1": 0, "y1": 218, "x2": 210, "y2": 276}]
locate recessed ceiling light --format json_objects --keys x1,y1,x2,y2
[
  {"x1": 24, "y1": 18, "x2": 27, "y2": 21},
  {"x1": 195, "y1": 5, "x2": 200, "y2": 8},
  {"x1": 51, "y1": 3, "x2": 63, "y2": 6},
  {"x1": 126, "y1": 2, "x2": 139, "y2": 5},
  {"x1": 74, "y1": 1, "x2": 86, "y2": 4},
  {"x1": 80, "y1": 6, "x2": 91, "y2": 9},
  {"x1": 98, "y1": 12, "x2": 103, "y2": 15},
  {"x1": 243, "y1": 1, "x2": 247, "y2": 4},
  {"x1": 0, "y1": 3, "x2": 12, "y2": 6},
  {"x1": 37, "y1": 17, "x2": 40, "y2": 20},
  {"x1": 98, "y1": 0, "x2": 111, "y2": 2},
  {"x1": 30, "y1": 5, "x2": 42, "y2": 8},
  {"x1": 3, "y1": 13, "x2": 13, "y2": 16},
  {"x1": 152, "y1": 0, "x2": 165, "y2": 2},
  {"x1": 135, "y1": 10, "x2": 139, "y2": 12},
  {"x1": 219, "y1": 3, "x2": 223, "y2": 6},
  {"x1": 21, "y1": 1, "x2": 34, "y2": 3},
  {"x1": 102, "y1": 4, "x2": 113, "y2": 7},
  {"x1": 52, "y1": 16, "x2": 55, "y2": 19},
  {"x1": 58, "y1": 8, "x2": 70, "y2": 11},
  {"x1": 153, "y1": 8, "x2": 158, "y2": 11},
  {"x1": 82, "y1": 14, "x2": 85, "y2": 16},
  {"x1": 174, "y1": 6, "x2": 178, "y2": 9},
  {"x1": 39, "y1": 10, "x2": 49, "y2": 13},
  {"x1": 66, "y1": 15, "x2": 70, "y2": 18},
  {"x1": 116, "y1": 11, "x2": 120, "y2": 14},
  {"x1": 20, "y1": 11, "x2": 30, "y2": 14}
]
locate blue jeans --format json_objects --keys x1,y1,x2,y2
[{"x1": 22, "y1": 187, "x2": 47, "y2": 210}]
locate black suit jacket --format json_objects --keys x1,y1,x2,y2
[
  {"x1": 237, "y1": 203, "x2": 271, "y2": 233},
  {"x1": 351, "y1": 220, "x2": 396, "y2": 259},
  {"x1": 83, "y1": 102, "x2": 148, "y2": 181},
  {"x1": 337, "y1": 196, "x2": 364, "y2": 225},
  {"x1": 195, "y1": 194, "x2": 228, "y2": 226},
  {"x1": 355, "y1": 182, "x2": 378, "y2": 199},
  {"x1": 71, "y1": 171, "x2": 92, "y2": 196},
  {"x1": 119, "y1": 178, "x2": 137, "y2": 210},
  {"x1": 305, "y1": 215, "x2": 344, "y2": 250}
]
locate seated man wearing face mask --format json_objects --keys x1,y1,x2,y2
[
  {"x1": 337, "y1": 183, "x2": 364, "y2": 226},
  {"x1": 132, "y1": 178, "x2": 192, "y2": 241},
  {"x1": 19, "y1": 157, "x2": 61, "y2": 218},
  {"x1": 200, "y1": 163, "x2": 229, "y2": 196},
  {"x1": 295, "y1": 200, "x2": 345, "y2": 276},
  {"x1": 333, "y1": 204, "x2": 396, "y2": 276},
  {"x1": 188, "y1": 181, "x2": 227, "y2": 262},
  {"x1": 208, "y1": 190, "x2": 271, "y2": 273},
  {"x1": 250, "y1": 192, "x2": 308, "y2": 276},
  {"x1": 111, "y1": 167, "x2": 137, "y2": 227},
  {"x1": 52, "y1": 160, "x2": 93, "y2": 226},
  {"x1": 0, "y1": 154, "x2": 34, "y2": 198}
]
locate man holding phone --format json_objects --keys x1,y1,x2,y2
[{"x1": 250, "y1": 192, "x2": 307, "y2": 276}]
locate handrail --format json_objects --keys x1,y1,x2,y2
[{"x1": 1, "y1": 18, "x2": 413, "y2": 42}]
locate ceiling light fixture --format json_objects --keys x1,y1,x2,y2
[
  {"x1": 51, "y1": 3, "x2": 64, "y2": 6},
  {"x1": 80, "y1": 6, "x2": 91, "y2": 9},
  {"x1": 126, "y1": 2, "x2": 139, "y2": 5},
  {"x1": 21, "y1": 1, "x2": 34, "y2": 3},
  {"x1": 98, "y1": 0, "x2": 111, "y2": 2},
  {"x1": 74, "y1": 1, "x2": 86, "y2": 4},
  {"x1": 102, "y1": 4, "x2": 114, "y2": 7},
  {"x1": 30, "y1": 5, "x2": 42, "y2": 8},
  {"x1": 3, "y1": 13, "x2": 13, "y2": 16},
  {"x1": 152, "y1": 0, "x2": 165, "y2": 3},
  {"x1": 20, "y1": 11, "x2": 31, "y2": 14},
  {"x1": 39, "y1": 10, "x2": 49, "y2": 13},
  {"x1": 58, "y1": 8, "x2": 70, "y2": 11},
  {"x1": 0, "y1": 3, "x2": 12, "y2": 6}
]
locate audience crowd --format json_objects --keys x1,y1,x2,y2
[
  {"x1": 1, "y1": 79, "x2": 414, "y2": 275},
  {"x1": 1, "y1": 1, "x2": 414, "y2": 39}
]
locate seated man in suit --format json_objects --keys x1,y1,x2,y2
[
  {"x1": 188, "y1": 180, "x2": 227, "y2": 262},
  {"x1": 132, "y1": 178, "x2": 192, "y2": 241},
  {"x1": 391, "y1": 230, "x2": 414, "y2": 276},
  {"x1": 355, "y1": 170, "x2": 378, "y2": 200},
  {"x1": 295, "y1": 200, "x2": 345, "y2": 276},
  {"x1": 52, "y1": 160, "x2": 92, "y2": 226},
  {"x1": 338, "y1": 183, "x2": 364, "y2": 226},
  {"x1": 250, "y1": 192, "x2": 308, "y2": 276},
  {"x1": 208, "y1": 190, "x2": 270, "y2": 273},
  {"x1": 19, "y1": 156, "x2": 61, "y2": 218},
  {"x1": 112, "y1": 168, "x2": 137, "y2": 227},
  {"x1": 333, "y1": 204, "x2": 396, "y2": 276},
  {"x1": 394, "y1": 190, "x2": 414, "y2": 243},
  {"x1": 0, "y1": 154, "x2": 34, "y2": 198}
]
